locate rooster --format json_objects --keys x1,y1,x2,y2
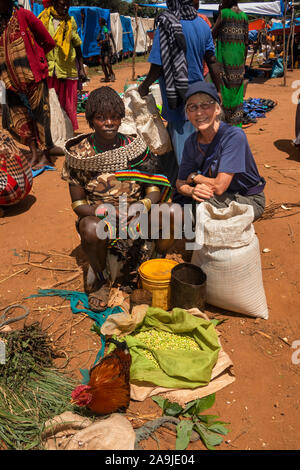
[{"x1": 71, "y1": 338, "x2": 131, "y2": 415}]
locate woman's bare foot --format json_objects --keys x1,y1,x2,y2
[
  {"x1": 48, "y1": 145, "x2": 64, "y2": 156},
  {"x1": 88, "y1": 284, "x2": 111, "y2": 312},
  {"x1": 30, "y1": 151, "x2": 54, "y2": 170}
]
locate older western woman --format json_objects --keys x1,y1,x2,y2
[{"x1": 176, "y1": 81, "x2": 265, "y2": 221}]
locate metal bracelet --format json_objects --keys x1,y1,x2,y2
[
  {"x1": 140, "y1": 198, "x2": 152, "y2": 212},
  {"x1": 71, "y1": 199, "x2": 88, "y2": 211},
  {"x1": 145, "y1": 185, "x2": 160, "y2": 195}
]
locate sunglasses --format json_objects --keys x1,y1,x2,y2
[{"x1": 186, "y1": 101, "x2": 215, "y2": 112}]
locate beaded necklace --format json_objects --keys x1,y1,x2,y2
[
  {"x1": 90, "y1": 132, "x2": 122, "y2": 154},
  {"x1": 128, "y1": 147, "x2": 150, "y2": 169}
]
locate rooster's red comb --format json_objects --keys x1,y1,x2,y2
[{"x1": 71, "y1": 384, "x2": 90, "y2": 400}]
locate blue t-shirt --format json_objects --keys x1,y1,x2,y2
[
  {"x1": 178, "y1": 122, "x2": 264, "y2": 196},
  {"x1": 149, "y1": 17, "x2": 215, "y2": 123}
]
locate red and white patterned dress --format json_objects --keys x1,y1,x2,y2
[{"x1": 0, "y1": 133, "x2": 32, "y2": 206}]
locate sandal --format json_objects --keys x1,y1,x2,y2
[{"x1": 88, "y1": 285, "x2": 111, "y2": 312}]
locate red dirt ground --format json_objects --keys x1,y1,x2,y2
[{"x1": 0, "y1": 61, "x2": 299, "y2": 451}]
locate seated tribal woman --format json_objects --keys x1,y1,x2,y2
[
  {"x1": 62, "y1": 87, "x2": 180, "y2": 311},
  {"x1": 176, "y1": 81, "x2": 266, "y2": 220}
]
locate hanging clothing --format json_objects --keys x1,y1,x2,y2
[
  {"x1": 215, "y1": 8, "x2": 248, "y2": 127},
  {"x1": 0, "y1": 133, "x2": 32, "y2": 206}
]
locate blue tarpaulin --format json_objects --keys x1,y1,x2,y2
[
  {"x1": 32, "y1": 2, "x2": 43, "y2": 16},
  {"x1": 32, "y1": 3, "x2": 110, "y2": 58},
  {"x1": 120, "y1": 15, "x2": 134, "y2": 53},
  {"x1": 70, "y1": 6, "x2": 110, "y2": 57},
  {"x1": 269, "y1": 17, "x2": 300, "y2": 32},
  {"x1": 248, "y1": 30, "x2": 258, "y2": 42}
]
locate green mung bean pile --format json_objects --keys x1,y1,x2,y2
[{"x1": 133, "y1": 329, "x2": 200, "y2": 367}]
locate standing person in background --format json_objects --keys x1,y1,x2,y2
[
  {"x1": 138, "y1": 0, "x2": 221, "y2": 177},
  {"x1": 293, "y1": 93, "x2": 300, "y2": 148},
  {"x1": 39, "y1": 0, "x2": 87, "y2": 132},
  {"x1": 80, "y1": 8, "x2": 85, "y2": 34},
  {"x1": 212, "y1": 0, "x2": 248, "y2": 127},
  {"x1": 0, "y1": 0, "x2": 56, "y2": 169},
  {"x1": 97, "y1": 17, "x2": 116, "y2": 83},
  {"x1": 193, "y1": 0, "x2": 211, "y2": 79}
]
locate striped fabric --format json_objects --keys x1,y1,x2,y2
[
  {"x1": 0, "y1": 134, "x2": 32, "y2": 206},
  {"x1": 115, "y1": 169, "x2": 172, "y2": 202}
]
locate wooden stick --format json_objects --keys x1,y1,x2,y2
[
  {"x1": 54, "y1": 315, "x2": 88, "y2": 342},
  {"x1": 255, "y1": 330, "x2": 272, "y2": 340},
  {"x1": 37, "y1": 272, "x2": 81, "y2": 290},
  {"x1": 48, "y1": 250, "x2": 74, "y2": 259},
  {"x1": 278, "y1": 336, "x2": 291, "y2": 346},
  {"x1": 0, "y1": 268, "x2": 27, "y2": 284},
  {"x1": 33, "y1": 305, "x2": 70, "y2": 312},
  {"x1": 132, "y1": 3, "x2": 139, "y2": 81},
  {"x1": 23, "y1": 249, "x2": 50, "y2": 257},
  {"x1": 283, "y1": 0, "x2": 288, "y2": 86},
  {"x1": 27, "y1": 262, "x2": 80, "y2": 272},
  {"x1": 286, "y1": 6, "x2": 294, "y2": 73},
  {"x1": 291, "y1": 6, "x2": 295, "y2": 70},
  {"x1": 249, "y1": 44, "x2": 257, "y2": 68}
]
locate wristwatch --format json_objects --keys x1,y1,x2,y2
[{"x1": 190, "y1": 172, "x2": 198, "y2": 184}]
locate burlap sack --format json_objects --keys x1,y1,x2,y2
[
  {"x1": 119, "y1": 88, "x2": 172, "y2": 155},
  {"x1": 192, "y1": 201, "x2": 269, "y2": 319},
  {"x1": 49, "y1": 88, "x2": 74, "y2": 149},
  {"x1": 42, "y1": 412, "x2": 136, "y2": 450}
]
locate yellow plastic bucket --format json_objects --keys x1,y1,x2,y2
[{"x1": 138, "y1": 259, "x2": 179, "y2": 310}]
